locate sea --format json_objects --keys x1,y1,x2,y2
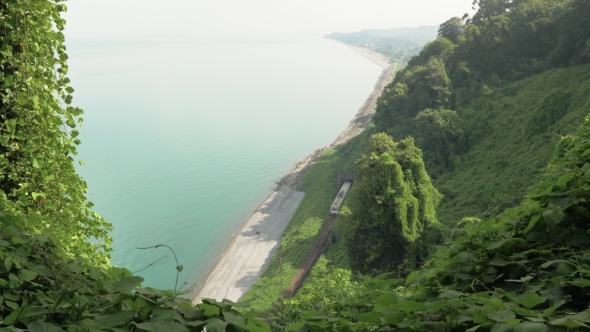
[{"x1": 67, "y1": 34, "x2": 383, "y2": 292}]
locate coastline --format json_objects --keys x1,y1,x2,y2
[{"x1": 192, "y1": 45, "x2": 396, "y2": 304}]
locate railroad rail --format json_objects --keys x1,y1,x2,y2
[{"x1": 283, "y1": 214, "x2": 337, "y2": 297}]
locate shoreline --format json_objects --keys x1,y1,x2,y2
[{"x1": 192, "y1": 45, "x2": 396, "y2": 303}]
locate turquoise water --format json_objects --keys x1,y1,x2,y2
[{"x1": 67, "y1": 35, "x2": 382, "y2": 291}]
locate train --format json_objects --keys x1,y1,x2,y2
[{"x1": 329, "y1": 180, "x2": 352, "y2": 215}]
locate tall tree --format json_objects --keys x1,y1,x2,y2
[
  {"x1": 438, "y1": 16, "x2": 466, "y2": 43},
  {"x1": 344, "y1": 133, "x2": 443, "y2": 274}
]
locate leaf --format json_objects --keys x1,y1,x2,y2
[
  {"x1": 514, "y1": 322, "x2": 548, "y2": 332},
  {"x1": 542, "y1": 209, "x2": 564, "y2": 227},
  {"x1": 28, "y1": 320, "x2": 65, "y2": 332},
  {"x1": 539, "y1": 260, "x2": 575, "y2": 269},
  {"x1": 376, "y1": 293, "x2": 398, "y2": 305},
  {"x1": 557, "y1": 262, "x2": 577, "y2": 275},
  {"x1": 397, "y1": 300, "x2": 427, "y2": 312},
  {"x1": 489, "y1": 260, "x2": 511, "y2": 266},
  {"x1": 134, "y1": 322, "x2": 189, "y2": 332},
  {"x1": 487, "y1": 309, "x2": 516, "y2": 323},
  {"x1": 491, "y1": 323, "x2": 515, "y2": 332},
  {"x1": 32, "y1": 158, "x2": 40, "y2": 168},
  {"x1": 384, "y1": 312, "x2": 406, "y2": 324},
  {"x1": 222, "y1": 311, "x2": 244, "y2": 326},
  {"x1": 517, "y1": 292, "x2": 544, "y2": 309},
  {"x1": 94, "y1": 311, "x2": 135, "y2": 328},
  {"x1": 5, "y1": 305, "x2": 34, "y2": 325},
  {"x1": 487, "y1": 239, "x2": 506, "y2": 249},
  {"x1": 178, "y1": 307, "x2": 204, "y2": 320},
  {"x1": 18, "y1": 269, "x2": 38, "y2": 282},
  {"x1": 111, "y1": 276, "x2": 144, "y2": 291},
  {"x1": 565, "y1": 229, "x2": 590, "y2": 246},
  {"x1": 406, "y1": 270, "x2": 421, "y2": 284},
  {"x1": 523, "y1": 215, "x2": 541, "y2": 234},
  {"x1": 355, "y1": 311, "x2": 381, "y2": 323},
  {"x1": 549, "y1": 316, "x2": 589, "y2": 328},
  {"x1": 199, "y1": 303, "x2": 221, "y2": 316},
  {"x1": 286, "y1": 322, "x2": 309, "y2": 332},
  {"x1": 203, "y1": 317, "x2": 228, "y2": 332}
]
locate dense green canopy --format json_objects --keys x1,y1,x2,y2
[{"x1": 344, "y1": 134, "x2": 442, "y2": 274}]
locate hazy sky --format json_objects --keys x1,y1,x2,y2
[{"x1": 64, "y1": 0, "x2": 475, "y2": 39}]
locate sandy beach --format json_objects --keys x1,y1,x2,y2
[{"x1": 192, "y1": 45, "x2": 395, "y2": 304}]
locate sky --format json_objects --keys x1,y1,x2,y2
[{"x1": 63, "y1": 0, "x2": 475, "y2": 39}]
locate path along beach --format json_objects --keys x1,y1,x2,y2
[{"x1": 192, "y1": 46, "x2": 396, "y2": 304}]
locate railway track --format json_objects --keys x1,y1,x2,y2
[{"x1": 284, "y1": 214, "x2": 337, "y2": 297}]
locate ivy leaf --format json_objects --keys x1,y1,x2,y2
[
  {"x1": 111, "y1": 276, "x2": 144, "y2": 291},
  {"x1": 28, "y1": 320, "x2": 65, "y2": 332}
]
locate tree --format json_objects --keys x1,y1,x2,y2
[
  {"x1": 438, "y1": 16, "x2": 466, "y2": 43},
  {"x1": 344, "y1": 134, "x2": 443, "y2": 274}
]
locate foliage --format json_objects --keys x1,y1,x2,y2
[
  {"x1": 438, "y1": 17, "x2": 467, "y2": 44},
  {"x1": 277, "y1": 113, "x2": 590, "y2": 332},
  {"x1": 371, "y1": 0, "x2": 590, "y2": 223},
  {"x1": 0, "y1": 197, "x2": 270, "y2": 331},
  {"x1": 0, "y1": 0, "x2": 112, "y2": 266},
  {"x1": 414, "y1": 108, "x2": 466, "y2": 173},
  {"x1": 343, "y1": 134, "x2": 443, "y2": 275},
  {"x1": 0, "y1": 1, "x2": 271, "y2": 331}
]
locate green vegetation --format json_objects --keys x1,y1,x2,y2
[
  {"x1": 344, "y1": 134, "x2": 443, "y2": 274},
  {"x1": 276, "y1": 115, "x2": 590, "y2": 330},
  {"x1": 0, "y1": 1, "x2": 267, "y2": 331},
  {"x1": 259, "y1": 0, "x2": 590, "y2": 330},
  {"x1": 5, "y1": 0, "x2": 590, "y2": 330}
]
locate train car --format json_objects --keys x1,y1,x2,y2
[{"x1": 330, "y1": 180, "x2": 352, "y2": 215}]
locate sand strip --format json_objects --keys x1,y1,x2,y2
[
  {"x1": 192, "y1": 45, "x2": 397, "y2": 304},
  {"x1": 193, "y1": 188, "x2": 304, "y2": 303}
]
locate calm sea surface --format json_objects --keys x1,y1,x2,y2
[{"x1": 67, "y1": 35, "x2": 382, "y2": 291}]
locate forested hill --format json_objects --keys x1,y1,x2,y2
[
  {"x1": 269, "y1": 0, "x2": 590, "y2": 330},
  {"x1": 324, "y1": 26, "x2": 438, "y2": 63}
]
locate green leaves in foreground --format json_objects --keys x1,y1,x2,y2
[{"x1": 0, "y1": 208, "x2": 270, "y2": 331}]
